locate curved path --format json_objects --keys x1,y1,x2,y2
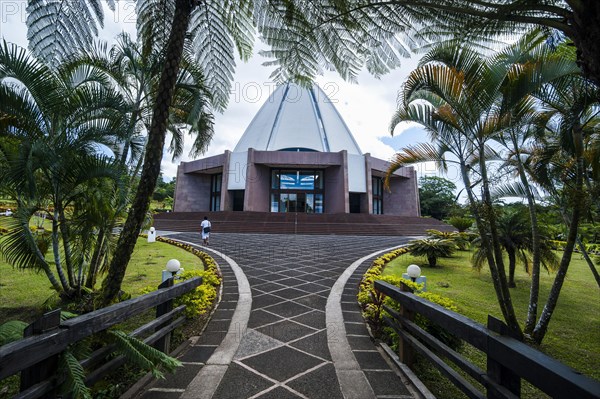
[{"x1": 136, "y1": 233, "x2": 418, "y2": 399}]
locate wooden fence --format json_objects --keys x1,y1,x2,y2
[
  {"x1": 0, "y1": 276, "x2": 202, "y2": 398},
  {"x1": 374, "y1": 280, "x2": 600, "y2": 399}
]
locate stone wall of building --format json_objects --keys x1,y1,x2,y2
[{"x1": 173, "y1": 170, "x2": 212, "y2": 212}]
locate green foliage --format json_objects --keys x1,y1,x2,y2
[
  {"x1": 426, "y1": 229, "x2": 472, "y2": 251},
  {"x1": 357, "y1": 248, "x2": 462, "y2": 350},
  {"x1": 153, "y1": 175, "x2": 176, "y2": 204},
  {"x1": 0, "y1": 320, "x2": 27, "y2": 346},
  {"x1": 447, "y1": 216, "x2": 474, "y2": 232},
  {"x1": 59, "y1": 350, "x2": 92, "y2": 399},
  {"x1": 407, "y1": 238, "x2": 456, "y2": 267},
  {"x1": 418, "y1": 176, "x2": 458, "y2": 220},
  {"x1": 155, "y1": 236, "x2": 222, "y2": 319},
  {"x1": 107, "y1": 330, "x2": 182, "y2": 379},
  {"x1": 175, "y1": 270, "x2": 218, "y2": 318}
]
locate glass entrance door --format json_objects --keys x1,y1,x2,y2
[
  {"x1": 271, "y1": 169, "x2": 324, "y2": 213},
  {"x1": 280, "y1": 193, "x2": 307, "y2": 212}
]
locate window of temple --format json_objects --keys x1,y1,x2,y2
[
  {"x1": 210, "y1": 173, "x2": 222, "y2": 211},
  {"x1": 372, "y1": 177, "x2": 383, "y2": 214}
]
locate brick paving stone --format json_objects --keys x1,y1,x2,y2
[
  {"x1": 263, "y1": 301, "x2": 313, "y2": 318},
  {"x1": 293, "y1": 294, "x2": 328, "y2": 309},
  {"x1": 286, "y1": 364, "x2": 344, "y2": 399},
  {"x1": 290, "y1": 310, "x2": 326, "y2": 329},
  {"x1": 256, "y1": 319, "x2": 317, "y2": 342},
  {"x1": 178, "y1": 346, "x2": 216, "y2": 363},
  {"x1": 289, "y1": 330, "x2": 331, "y2": 360},
  {"x1": 212, "y1": 363, "x2": 274, "y2": 399},
  {"x1": 247, "y1": 309, "x2": 284, "y2": 329},
  {"x1": 364, "y1": 370, "x2": 412, "y2": 396},
  {"x1": 241, "y1": 346, "x2": 324, "y2": 382},
  {"x1": 152, "y1": 364, "x2": 202, "y2": 389},
  {"x1": 353, "y1": 350, "x2": 393, "y2": 370}
]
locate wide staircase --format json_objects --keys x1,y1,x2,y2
[{"x1": 153, "y1": 211, "x2": 454, "y2": 236}]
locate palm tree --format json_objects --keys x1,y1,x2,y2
[
  {"x1": 408, "y1": 238, "x2": 455, "y2": 267},
  {"x1": 526, "y1": 72, "x2": 600, "y2": 342},
  {"x1": 385, "y1": 43, "x2": 524, "y2": 335},
  {"x1": 0, "y1": 42, "x2": 125, "y2": 297},
  {"x1": 472, "y1": 208, "x2": 559, "y2": 288},
  {"x1": 70, "y1": 34, "x2": 214, "y2": 291}
]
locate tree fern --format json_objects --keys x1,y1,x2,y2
[
  {"x1": 0, "y1": 320, "x2": 27, "y2": 346},
  {"x1": 107, "y1": 330, "x2": 182, "y2": 379},
  {"x1": 58, "y1": 349, "x2": 92, "y2": 399},
  {"x1": 26, "y1": 0, "x2": 116, "y2": 68}
]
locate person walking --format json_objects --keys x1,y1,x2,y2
[{"x1": 201, "y1": 216, "x2": 211, "y2": 245}]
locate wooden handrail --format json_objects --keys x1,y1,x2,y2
[
  {"x1": 374, "y1": 280, "x2": 600, "y2": 399},
  {"x1": 0, "y1": 276, "x2": 202, "y2": 380}
]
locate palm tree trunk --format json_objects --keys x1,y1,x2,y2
[
  {"x1": 570, "y1": 0, "x2": 600, "y2": 87},
  {"x1": 478, "y1": 149, "x2": 522, "y2": 337},
  {"x1": 20, "y1": 215, "x2": 63, "y2": 293},
  {"x1": 428, "y1": 255, "x2": 437, "y2": 267},
  {"x1": 459, "y1": 162, "x2": 517, "y2": 332},
  {"x1": 515, "y1": 150, "x2": 542, "y2": 333},
  {"x1": 85, "y1": 227, "x2": 106, "y2": 289},
  {"x1": 57, "y1": 204, "x2": 76, "y2": 288},
  {"x1": 51, "y1": 210, "x2": 71, "y2": 293},
  {"x1": 100, "y1": 0, "x2": 195, "y2": 306},
  {"x1": 507, "y1": 248, "x2": 516, "y2": 288},
  {"x1": 532, "y1": 127, "x2": 585, "y2": 343}
]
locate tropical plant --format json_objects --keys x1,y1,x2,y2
[
  {"x1": 472, "y1": 208, "x2": 559, "y2": 288},
  {"x1": 0, "y1": 320, "x2": 27, "y2": 346},
  {"x1": 447, "y1": 216, "x2": 473, "y2": 232},
  {"x1": 0, "y1": 41, "x2": 125, "y2": 298},
  {"x1": 71, "y1": 34, "x2": 214, "y2": 291},
  {"x1": 426, "y1": 229, "x2": 471, "y2": 251},
  {"x1": 525, "y1": 71, "x2": 600, "y2": 342},
  {"x1": 386, "y1": 34, "x2": 594, "y2": 343},
  {"x1": 385, "y1": 42, "x2": 527, "y2": 335},
  {"x1": 407, "y1": 238, "x2": 455, "y2": 267}
]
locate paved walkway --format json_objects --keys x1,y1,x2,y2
[{"x1": 136, "y1": 233, "x2": 418, "y2": 399}]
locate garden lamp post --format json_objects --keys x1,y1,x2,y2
[
  {"x1": 403, "y1": 264, "x2": 427, "y2": 291},
  {"x1": 407, "y1": 264, "x2": 421, "y2": 282},
  {"x1": 162, "y1": 259, "x2": 182, "y2": 282}
]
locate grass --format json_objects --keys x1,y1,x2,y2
[
  {"x1": 383, "y1": 250, "x2": 600, "y2": 397},
  {"x1": 0, "y1": 237, "x2": 203, "y2": 324}
]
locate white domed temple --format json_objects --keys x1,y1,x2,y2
[{"x1": 172, "y1": 82, "x2": 420, "y2": 217}]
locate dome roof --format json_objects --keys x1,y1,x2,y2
[{"x1": 233, "y1": 82, "x2": 362, "y2": 155}]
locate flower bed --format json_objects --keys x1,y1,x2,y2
[
  {"x1": 357, "y1": 246, "x2": 461, "y2": 350},
  {"x1": 140, "y1": 236, "x2": 222, "y2": 319}
]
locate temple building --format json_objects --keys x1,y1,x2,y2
[{"x1": 173, "y1": 82, "x2": 420, "y2": 216}]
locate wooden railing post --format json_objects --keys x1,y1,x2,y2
[
  {"x1": 486, "y1": 316, "x2": 521, "y2": 399},
  {"x1": 398, "y1": 282, "x2": 415, "y2": 367},
  {"x1": 154, "y1": 278, "x2": 175, "y2": 353},
  {"x1": 19, "y1": 309, "x2": 62, "y2": 394}
]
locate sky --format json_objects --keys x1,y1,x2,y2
[{"x1": 0, "y1": 1, "x2": 447, "y2": 184}]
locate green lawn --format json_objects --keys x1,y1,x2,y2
[
  {"x1": 383, "y1": 250, "x2": 600, "y2": 396},
  {"x1": 0, "y1": 237, "x2": 203, "y2": 324}
]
